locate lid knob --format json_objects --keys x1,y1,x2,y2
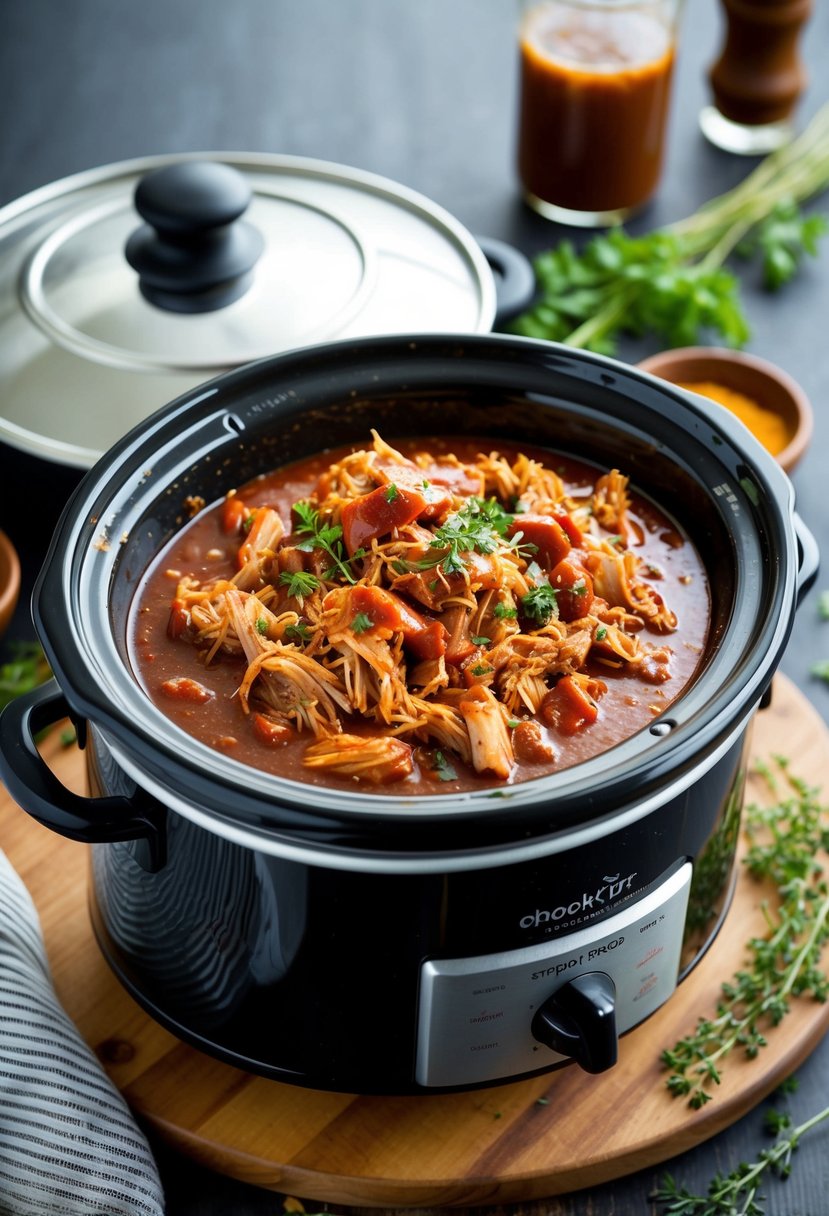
[{"x1": 125, "y1": 162, "x2": 264, "y2": 313}]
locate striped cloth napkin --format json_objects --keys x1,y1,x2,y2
[{"x1": 0, "y1": 849, "x2": 164, "y2": 1215}]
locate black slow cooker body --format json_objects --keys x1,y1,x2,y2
[
  {"x1": 0, "y1": 334, "x2": 814, "y2": 1093},
  {"x1": 86, "y1": 725, "x2": 747, "y2": 1092}
]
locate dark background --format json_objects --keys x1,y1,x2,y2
[{"x1": 2, "y1": 1, "x2": 829, "y2": 1213}]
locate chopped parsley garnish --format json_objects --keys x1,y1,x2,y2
[
  {"x1": 350, "y1": 611, "x2": 374, "y2": 635},
  {"x1": 384, "y1": 482, "x2": 399, "y2": 503},
  {"x1": 521, "y1": 581, "x2": 559, "y2": 626},
  {"x1": 572, "y1": 579, "x2": 588, "y2": 596},
  {"x1": 279, "y1": 569, "x2": 321, "y2": 601},
  {"x1": 595, "y1": 625, "x2": 608, "y2": 641},
  {"x1": 432, "y1": 750, "x2": 458, "y2": 781},
  {"x1": 507, "y1": 718, "x2": 520, "y2": 729},
  {"x1": 493, "y1": 601, "x2": 518, "y2": 620},
  {"x1": 428, "y1": 497, "x2": 513, "y2": 573},
  {"x1": 470, "y1": 664, "x2": 493, "y2": 677},
  {"x1": 255, "y1": 617, "x2": 268, "y2": 635},
  {"x1": 293, "y1": 500, "x2": 359, "y2": 584},
  {"x1": 471, "y1": 634, "x2": 491, "y2": 646},
  {"x1": 284, "y1": 622, "x2": 312, "y2": 644},
  {"x1": 243, "y1": 513, "x2": 256, "y2": 533},
  {"x1": 396, "y1": 496, "x2": 529, "y2": 577}
]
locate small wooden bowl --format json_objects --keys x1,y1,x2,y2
[
  {"x1": 0, "y1": 528, "x2": 21, "y2": 638},
  {"x1": 637, "y1": 347, "x2": 813, "y2": 474}
]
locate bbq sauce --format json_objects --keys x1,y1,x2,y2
[{"x1": 517, "y1": 5, "x2": 678, "y2": 218}]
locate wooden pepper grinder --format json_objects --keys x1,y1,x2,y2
[{"x1": 700, "y1": 0, "x2": 813, "y2": 154}]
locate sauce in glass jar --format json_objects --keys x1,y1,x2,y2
[{"x1": 517, "y1": 1, "x2": 680, "y2": 225}]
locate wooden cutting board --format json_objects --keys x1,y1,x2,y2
[{"x1": 2, "y1": 674, "x2": 829, "y2": 1207}]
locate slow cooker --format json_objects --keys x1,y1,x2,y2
[{"x1": 0, "y1": 334, "x2": 816, "y2": 1094}]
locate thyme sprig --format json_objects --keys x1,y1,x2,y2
[
  {"x1": 662, "y1": 758, "x2": 829, "y2": 1109},
  {"x1": 654, "y1": 1086, "x2": 829, "y2": 1216}
]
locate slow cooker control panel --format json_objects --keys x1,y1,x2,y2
[{"x1": 415, "y1": 862, "x2": 692, "y2": 1088}]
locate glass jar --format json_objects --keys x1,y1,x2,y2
[{"x1": 516, "y1": 0, "x2": 683, "y2": 226}]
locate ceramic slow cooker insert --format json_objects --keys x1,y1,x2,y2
[{"x1": 0, "y1": 334, "x2": 815, "y2": 1093}]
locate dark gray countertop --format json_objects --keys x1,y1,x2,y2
[{"x1": 2, "y1": 1, "x2": 829, "y2": 1213}]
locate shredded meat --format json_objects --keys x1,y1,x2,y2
[{"x1": 167, "y1": 433, "x2": 681, "y2": 784}]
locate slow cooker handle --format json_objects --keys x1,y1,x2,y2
[
  {"x1": 476, "y1": 237, "x2": 537, "y2": 327},
  {"x1": 794, "y1": 513, "x2": 819, "y2": 607},
  {"x1": 0, "y1": 680, "x2": 165, "y2": 865}
]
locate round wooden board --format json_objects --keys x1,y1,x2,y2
[{"x1": 2, "y1": 674, "x2": 829, "y2": 1207}]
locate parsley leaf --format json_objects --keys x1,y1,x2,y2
[
  {"x1": 284, "y1": 622, "x2": 312, "y2": 645},
  {"x1": 521, "y1": 581, "x2": 558, "y2": 626},
  {"x1": 350, "y1": 611, "x2": 374, "y2": 635},
  {"x1": 737, "y1": 199, "x2": 829, "y2": 290},
  {"x1": 432, "y1": 750, "x2": 458, "y2": 782},
  {"x1": 278, "y1": 569, "x2": 321, "y2": 601},
  {"x1": 292, "y1": 500, "x2": 359, "y2": 584},
  {"x1": 400, "y1": 496, "x2": 523, "y2": 576}
]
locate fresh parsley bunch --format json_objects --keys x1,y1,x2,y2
[{"x1": 516, "y1": 230, "x2": 750, "y2": 354}]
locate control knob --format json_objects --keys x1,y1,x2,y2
[{"x1": 531, "y1": 971, "x2": 618, "y2": 1074}]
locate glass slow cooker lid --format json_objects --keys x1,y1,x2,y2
[{"x1": 0, "y1": 152, "x2": 496, "y2": 466}]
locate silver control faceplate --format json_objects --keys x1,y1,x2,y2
[{"x1": 415, "y1": 862, "x2": 692, "y2": 1087}]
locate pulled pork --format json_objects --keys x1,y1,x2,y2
[{"x1": 167, "y1": 432, "x2": 680, "y2": 785}]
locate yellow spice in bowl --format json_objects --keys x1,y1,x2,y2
[{"x1": 676, "y1": 381, "x2": 791, "y2": 456}]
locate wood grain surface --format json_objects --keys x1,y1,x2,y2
[{"x1": 1, "y1": 674, "x2": 828, "y2": 1208}]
